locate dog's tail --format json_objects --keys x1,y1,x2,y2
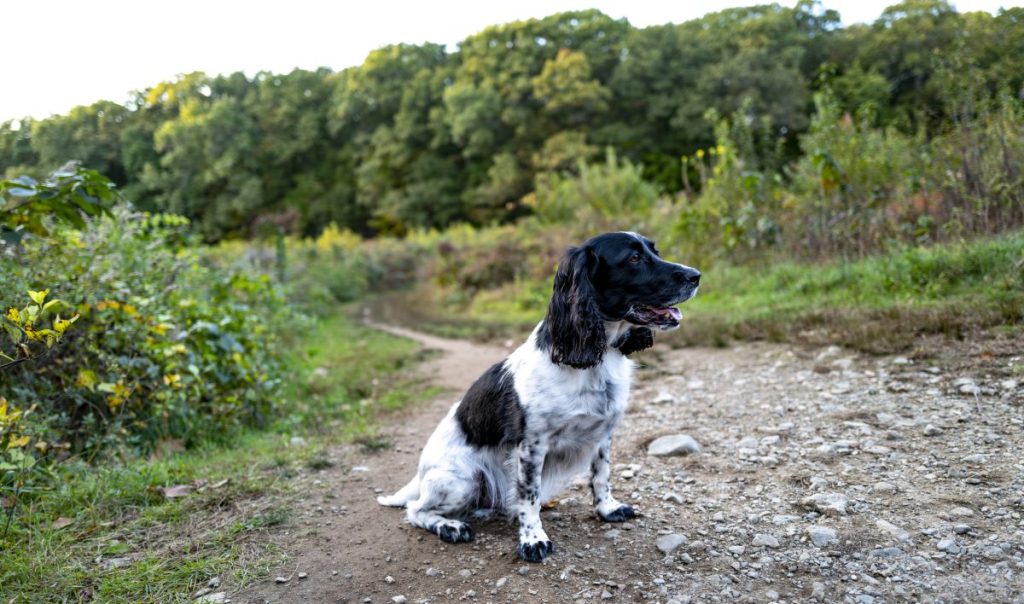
[{"x1": 376, "y1": 475, "x2": 419, "y2": 508}]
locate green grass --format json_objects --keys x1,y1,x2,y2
[
  {"x1": 0, "y1": 313, "x2": 426, "y2": 603},
  {"x1": 673, "y1": 232, "x2": 1024, "y2": 352}
]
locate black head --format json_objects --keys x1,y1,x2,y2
[{"x1": 544, "y1": 232, "x2": 700, "y2": 369}]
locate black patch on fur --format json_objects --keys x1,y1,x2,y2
[
  {"x1": 546, "y1": 246, "x2": 606, "y2": 369},
  {"x1": 517, "y1": 539, "x2": 554, "y2": 562},
  {"x1": 437, "y1": 523, "x2": 474, "y2": 543},
  {"x1": 535, "y1": 320, "x2": 552, "y2": 352},
  {"x1": 455, "y1": 362, "x2": 525, "y2": 448},
  {"x1": 598, "y1": 504, "x2": 637, "y2": 523},
  {"x1": 615, "y1": 327, "x2": 654, "y2": 356}
]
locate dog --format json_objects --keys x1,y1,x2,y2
[{"x1": 378, "y1": 232, "x2": 700, "y2": 562}]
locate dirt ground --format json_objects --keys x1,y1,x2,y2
[{"x1": 236, "y1": 324, "x2": 1024, "y2": 604}]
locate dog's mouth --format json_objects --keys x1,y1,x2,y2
[{"x1": 625, "y1": 305, "x2": 683, "y2": 330}]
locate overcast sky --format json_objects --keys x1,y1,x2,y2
[{"x1": 2, "y1": 0, "x2": 1020, "y2": 122}]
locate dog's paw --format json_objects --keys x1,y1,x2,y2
[
  {"x1": 597, "y1": 504, "x2": 637, "y2": 523},
  {"x1": 436, "y1": 521, "x2": 474, "y2": 543},
  {"x1": 516, "y1": 539, "x2": 554, "y2": 563}
]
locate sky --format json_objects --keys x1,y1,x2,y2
[{"x1": 2, "y1": 0, "x2": 1020, "y2": 122}]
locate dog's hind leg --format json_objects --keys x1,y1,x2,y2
[
  {"x1": 377, "y1": 475, "x2": 420, "y2": 508},
  {"x1": 405, "y1": 468, "x2": 477, "y2": 543}
]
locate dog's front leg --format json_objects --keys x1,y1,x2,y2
[
  {"x1": 590, "y1": 436, "x2": 636, "y2": 522},
  {"x1": 514, "y1": 439, "x2": 553, "y2": 562}
]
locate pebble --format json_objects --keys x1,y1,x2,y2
[
  {"x1": 875, "y1": 519, "x2": 911, "y2": 541},
  {"x1": 274, "y1": 577, "x2": 289, "y2": 584},
  {"x1": 872, "y1": 481, "x2": 896, "y2": 493},
  {"x1": 807, "y1": 525, "x2": 838, "y2": 547},
  {"x1": 981, "y1": 545, "x2": 1005, "y2": 560},
  {"x1": 801, "y1": 492, "x2": 849, "y2": 516},
  {"x1": 425, "y1": 567, "x2": 441, "y2": 577},
  {"x1": 652, "y1": 391, "x2": 678, "y2": 404},
  {"x1": 752, "y1": 533, "x2": 780, "y2": 548},
  {"x1": 923, "y1": 424, "x2": 942, "y2": 436},
  {"x1": 811, "y1": 581, "x2": 827, "y2": 601},
  {"x1": 458, "y1": 569, "x2": 472, "y2": 578},
  {"x1": 385, "y1": 575, "x2": 395, "y2": 584},
  {"x1": 194, "y1": 594, "x2": 227, "y2": 604},
  {"x1": 950, "y1": 506, "x2": 975, "y2": 517},
  {"x1": 601, "y1": 589, "x2": 614, "y2": 599},
  {"x1": 495, "y1": 576, "x2": 508, "y2": 588},
  {"x1": 953, "y1": 523, "x2": 972, "y2": 535},
  {"x1": 297, "y1": 572, "x2": 307, "y2": 580},
  {"x1": 392, "y1": 597, "x2": 407, "y2": 604},
  {"x1": 207, "y1": 577, "x2": 221, "y2": 589},
  {"x1": 728, "y1": 545, "x2": 746, "y2": 555},
  {"x1": 647, "y1": 434, "x2": 702, "y2": 456},
  {"x1": 937, "y1": 537, "x2": 961, "y2": 554},
  {"x1": 961, "y1": 453, "x2": 987, "y2": 465},
  {"x1": 656, "y1": 533, "x2": 687, "y2": 554}
]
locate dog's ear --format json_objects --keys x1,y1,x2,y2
[{"x1": 547, "y1": 246, "x2": 606, "y2": 369}]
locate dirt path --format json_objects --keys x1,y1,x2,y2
[{"x1": 237, "y1": 327, "x2": 1024, "y2": 604}]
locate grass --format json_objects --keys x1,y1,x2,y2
[
  {"x1": 0, "y1": 313, "x2": 425, "y2": 603},
  {"x1": 385, "y1": 231, "x2": 1024, "y2": 353}
]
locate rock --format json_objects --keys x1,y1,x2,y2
[
  {"x1": 604, "y1": 529, "x2": 621, "y2": 539},
  {"x1": 207, "y1": 577, "x2": 221, "y2": 589},
  {"x1": 656, "y1": 533, "x2": 687, "y2": 554},
  {"x1": 458, "y1": 568, "x2": 473, "y2": 578},
  {"x1": 517, "y1": 566, "x2": 529, "y2": 576},
  {"x1": 950, "y1": 506, "x2": 975, "y2": 517},
  {"x1": 194, "y1": 593, "x2": 227, "y2": 604},
  {"x1": 647, "y1": 434, "x2": 702, "y2": 456},
  {"x1": 384, "y1": 575, "x2": 395, "y2": 584},
  {"x1": 875, "y1": 519, "x2": 911, "y2": 541},
  {"x1": 392, "y1": 597, "x2": 407, "y2": 604},
  {"x1": 923, "y1": 424, "x2": 942, "y2": 436},
  {"x1": 772, "y1": 514, "x2": 800, "y2": 525},
  {"x1": 275, "y1": 577, "x2": 289, "y2": 584},
  {"x1": 981, "y1": 545, "x2": 1005, "y2": 560},
  {"x1": 102, "y1": 557, "x2": 131, "y2": 570},
  {"x1": 752, "y1": 533, "x2": 780, "y2": 548},
  {"x1": 811, "y1": 581, "x2": 827, "y2": 601},
  {"x1": 297, "y1": 572, "x2": 307, "y2": 580},
  {"x1": 961, "y1": 453, "x2": 987, "y2": 465},
  {"x1": 937, "y1": 537, "x2": 961, "y2": 554},
  {"x1": 351, "y1": 466, "x2": 370, "y2": 473},
  {"x1": 953, "y1": 523, "x2": 972, "y2": 535},
  {"x1": 663, "y1": 492, "x2": 685, "y2": 504},
  {"x1": 425, "y1": 567, "x2": 441, "y2": 577},
  {"x1": 620, "y1": 469, "x2": 635, "y2": 479},
  {"x1": 652, "y1": 391, "x2": 677, "y2": 404},
  {"x1": 496, "y1": 576, "x2": 508, "y2": 588},
  {"x1": 872, "y1": 481, "x2": 896, "y2": 494},
  {"x1": 801, "y1": 493, "x2": 849, "y2": 516},
  {"x1": 728, "y1": 545, "x2": 746, "y2": 555},
  {"x1": 601, "y1": 589, "x2": 614, "y2": 599},
  {"x1": 807, "y1": 525, "x2": 838, "y2": 547},
  {"x1": 854, "y1": 595, "x2": 875, "y2": 604}
]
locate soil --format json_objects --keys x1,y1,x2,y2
[{"x1": 236, "y1": 324, "x2": 1024, "y2": 604}]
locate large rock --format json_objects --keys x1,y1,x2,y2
[
  {"x1": 647, "y1": 434, "x2": 702, "y2": 457},
  {"x1": 656, "y1": 533, "x2": 687, "y2": 554}
]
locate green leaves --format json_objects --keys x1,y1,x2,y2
[{"x1": 1, "y1": 164, "x2": 117, "y2": 242}]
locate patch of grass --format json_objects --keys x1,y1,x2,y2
[
  {"x1": 671, "y1": 232, "x2": 1024, "y2": 352},
  {"x1": 0, "y1": 313, "x2": 427, "y2": 602}
]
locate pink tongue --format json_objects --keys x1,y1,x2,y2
[{"x1": 653, "y1": 307, "x2": 682, "y2": 320}]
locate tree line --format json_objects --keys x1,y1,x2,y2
[{"x1": 1, "y1": 0, "x2": 1022, "y2": 241}]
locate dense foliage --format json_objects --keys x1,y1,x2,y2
[{"x1": 3, "y1": 1, "x2": 1022, "y2": 240}]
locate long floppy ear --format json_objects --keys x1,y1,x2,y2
[{"x1": 546, "y1": 246, "x2": 606, "y2": 369}]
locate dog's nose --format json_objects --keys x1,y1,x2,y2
[{"x1": 674, "y1": 267, "x2": 701, "y2": 285}]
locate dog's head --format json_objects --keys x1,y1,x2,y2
[{"x1": 546, "y1": 232, "x2": 700, "y2": 369}]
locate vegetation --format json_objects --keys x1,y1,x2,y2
[{"x1": 2, "y1": 1, "x2": 1022, "y2": 240}]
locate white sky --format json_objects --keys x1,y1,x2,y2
[{"x1": 2, "y1": 0, "x2": 1020, "y2": 122}]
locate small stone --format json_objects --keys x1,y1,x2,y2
[
  {"x1": 458, "y1": 569, "x2": 472, "y2": 578},
  {"x1": 961, "y1": 453, "x2": 987, "y2": 465},
  {"x1": 765, "y1": 591, "x2": 780, "y2": 602},
  {"x1": 384, "y1": 575, "x2": 395, "y2": 584},
  {"x1": 807, "y1": 525, "x2": 838, "y2": 547},
  {"x1": 207, "y1": 577, "x2": 221, "y2": 589},
  {"x1": 953, "y1": 523, "x2": 972, "y2": 535},
  {"x1": 351, "y1": 466, "x2": 370, "y2": 473},
  {"x1": 728, "y1": 545, "x2": 746, "y2": 555},
  {"x1": 937, "y1": 537, "x2": 961, "y2": 554},
  {"x1": 275, "y1": 577, "x2": 289, "y2": 584},
  {"x1": 620, "y1": 469, "x2": 635, "y2": 479},
  {"x1": 811, "y1": 581, "x2": 827, "y2": 601},
  {"x1": 194, "y1": 593, "x2": 227, "y2": 604},
  {"x1": 604, "y1": 529, "x2": 621, "y2": 539},
  {"x1": 950, "y1": 506, "x2": 975, "y2": 517},
  {"x1": 923, "y1": 424, "x2": 942, "y2": 436},
  {"x1": 425, "y1": 567, "x2": 441, "y2": 577},
  {"x1": 192, "y1": 588, "x2": 212, "y2": 599},
  {"x1": 752, "y1": 533, "x2": 780, "y2": 548},
  {"x1": 651, "y1": 391, "x2": 677, "y2": 404},
  {"x1": 392, "y1": 597, "x2": 407, "y2": 604},
  {"x1": 872, "y1": 481, "x2": 896, "y2": 493},
  {"x1": 297, "y1": 572, "x2": 307, "y2": 580},
  {"x1": 854, "y1": 595, "x2": 875, "y2": 604},
  {"x1": 656, "y1": 533, "x2": 687, "y2": 554},
  {"x1": 801, "y1": 493, "x2": 849, "y2": 516},
  {"x1": 647, "y1": 434, "x2": 702, "y2": 456},
  {"x1": 495, "y1": 576, "x2": 508, "y2": 588},
  {"x1": 959, "y1": 383, "x2": 981, "y2": 395},
  {"x1": 517, "y1": 566, "x2": 529, "y2": 576},
  {"x1": 875, "y1": 519, "x2": 910, "y2": 541},
  {"x1": 772, "y1": 514, "x2": 800, "y2": 525},
  {"x1": 981, "y1": 545, "x2": 1005, "y2": 560},
  {"x1": 601, "y1": 589, "x2": 614, "y2": 599}
]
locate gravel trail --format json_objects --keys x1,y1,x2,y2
[{"x1": 237, "y1": 327, "x2": 1024, "y2": 604}]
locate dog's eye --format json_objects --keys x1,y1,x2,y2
[{"x1": 628, "y1": 253, "x2": 642, "y2": 264}]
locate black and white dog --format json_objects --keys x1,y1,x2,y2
[{"x1": 378, "y1": 232, "x2": 700, "y2": 562}]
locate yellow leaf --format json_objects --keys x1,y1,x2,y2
[
  {"x1": 5, "y1": 307, "x2": 21, "y2": 325},
  {"x1": 27, "y1": 289, "x2": 49, "y2": 305},
  {"x1": 7, "y1": 434, "x2": 30, "y2": 449},
  {"x1": 76, "y1": 370, "x2": 99, "y2": 391}
]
